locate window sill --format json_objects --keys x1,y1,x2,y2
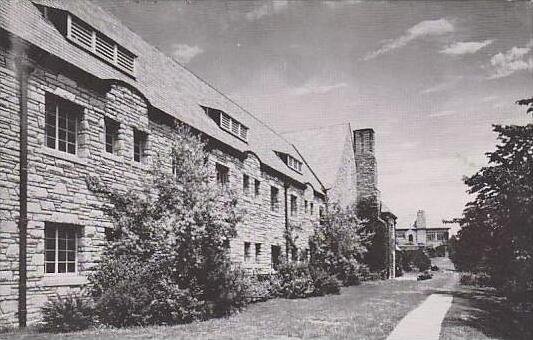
[
  {"x1": 131, "y1": 160, "x2": 149, "y2": 171},
  {"x1": 41, "y1": 274, "x2": 88, "y2": 287},
  {"x1": 39, "y1": 146, "x2": 87, "y2": 166},
  {"x1": 101, "y1": 151, "x2": 124, "y2": 163}
]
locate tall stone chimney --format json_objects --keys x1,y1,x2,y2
[
  {"x1": 415, "y1": 210, "x2": 427, "y2": 229},
  {"x1": 353, "y1": 128, "x2": 378, "y2": 204}
]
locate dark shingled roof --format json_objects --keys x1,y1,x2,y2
[{"x1": 0, "y1": 0, "x2": 324, "y2": 192}]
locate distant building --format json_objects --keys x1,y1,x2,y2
[{"x1": 396, "y1": 210, "x2": 449, "y2": 251}]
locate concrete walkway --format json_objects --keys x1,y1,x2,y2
[{"x1": 386, "y1": 293, "x2": 453, "y2": 340}]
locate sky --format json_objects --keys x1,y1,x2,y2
[{"x1": 94, "y1": 0, "x2": 533, "y2": 231}]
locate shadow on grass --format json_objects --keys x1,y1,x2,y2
[{"x1": 434, "y1": 286, "x2": 533, "y2": 340}]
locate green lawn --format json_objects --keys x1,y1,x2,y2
[{"x1": 3, "y1": 261, "x2": 458, "y2": 340}]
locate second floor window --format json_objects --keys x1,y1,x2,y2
[
  {"x1": 243, "y1": 174, "x2": 250, "y2": 195},
  {"x1": 255, "y1": 243, "x2": 262, "y2": 263},
  {"x1": 290, "y1": 195, "x2": 297, "y2": 216},
  {"x1": 133, "y1": 128, "x2": 147, "y2": 162},
  {"x1": 244, "y1": 242, "x2": 251, "y2": 263},
  {"x1": 104, "y1": 117, "x2": 119, "y2": 154},
  {"x1": 254, "y1": 179, "x2": 260, "y2": 197},
  {"x1": 304, "y1": 200, "x2": 308, "y2": 214},
  {"x1": 216, "y1": 163, "x2": 229, "y2": 187},
  {"x1": 45, "y1": 94, "x2": 81, "y2": 155},
  {"x1": 270, "y1": 186, "x2": 279, "y2": 212}
]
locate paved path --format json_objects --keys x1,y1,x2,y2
[{"x1": 386, "y1": 293, "x2": 453, "y2": 340}]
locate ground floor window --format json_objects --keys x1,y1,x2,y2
[
  {"x1": 271, "y1": 245, "x2": 281, "y2": 270},
  {"x1": 44, "y1": 223, "x2": 80, "y2": 274},
  {"x1": 244, "y1": 242, "x2": 251, "y2": 263}
]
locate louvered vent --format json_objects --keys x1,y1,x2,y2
[
  {"x1": 67, "y1": 15, "x2": 136, "y2": 76},
  {"x1": 218, "y1": 111, "x2": 248, "y2": 142}
]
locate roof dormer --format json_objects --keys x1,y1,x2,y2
[{"x1": 203, "y1": 106, "x2": 249, "y2": 142}]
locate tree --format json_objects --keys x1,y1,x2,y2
[
  {"x1": 86, "y1": 125, "x2": 246, "y2": 326},
  {"x1": 452, "y1": 97, "x2": 533, "y2": 300},
  {"x1": 310, "y1": 203, "x2": 371, "y2": 285},
  {"x1": 356, "y1": 197, "x2": 388, "y2": 273}
]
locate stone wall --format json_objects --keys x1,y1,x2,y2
[{"x1": 0, "y1": 43, "x2": 324, "y2": 327}]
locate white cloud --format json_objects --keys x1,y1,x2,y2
[
  {"x1": 324, "y1": 0, "x2": 362, "y2": 8},
  {"x1": 428, "y1": 110, "x2": 456, "y2": 118},
  {"x1": 291, "y1": 82, "x2": 348, "y2": 96},
  {"x1": 440, "y1": 40, "x2": 493, "y2": 55},
  {"x1": 420, "y1": 76, "x2": 463, "y2": 95},
  {"x1": 172, "y1": 44, "x2": 203, "y2": 64},
  {"x1": 488, "y1": 41, "x2": 533, "y2": 79},
  {"x1": 364, "y1": 18, "x2": 454, "y2": 60},
  {"x1": 245, "y1": 1, "x2": 288, "y2": 21}
]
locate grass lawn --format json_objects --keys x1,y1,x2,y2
[
  {"x1": 440, "y1": 284, "x2": 533, "y2": 340},
  {"x1": 2, "y1": 261, "x2": 458, "y2": 340}
]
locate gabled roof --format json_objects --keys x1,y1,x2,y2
[
  {"x1": 0, "y1": 0, "x2": 324, "y2": 192},
  {"x1": 282, "y1": 123, "x2": 353, "y2": 190}
]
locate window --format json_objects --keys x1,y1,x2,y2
[
  {"x1": 310, "y1": 202, "x2": 314, "y2": 216},
  {"x1": 290, "y1": 195, "x2": 297, "y2": 216},
  {"x1": 254, "y1": 179, "x2": 260, "y2": 197},
  {"x1": 67, "y1": 14, "x2": 136, "y2": 75},
  {"x1": 408, "y1": 234, "x2": 414, "y2": 243},
  {"x1": 244, "y1": 242, "x2": 251, "y2": 263},
  {"x1": 304, "y1": 200, "x2": 308, "y2": 214},
  {"x1": 270, "y1": 186, "x2": 279, "y2": 212},
  {"x1": 44, "y1": 223, "x2": 79, "y2": 274},
  {"x1": 427, "y1": 232, "x2": 436, "y2": 242},
  {"x1": 291, "y1": 247, "x2": 298, "y2": 262},
  {"x1": 45, "y1": 93, "x2": 81, "y2": 155},
  {"x1": 271, "y1": 245, "x2": 281, "y2": 270},
  {"x1": 286, "y1": 154, "x2": 303, "y2": 172},
  {"x1": 219, "y1": 111, "x2": 248, "y2": 141},
  {"x1": 216, "y1": 163, "x2": 229, "y2": 188},
  {"x1": 255, "y1": 243, "x2": 261, "y2": 263},
  {"x1": 133, "y1": 128, "x2": 147, "y2": 162},
  {"x1": 104, "y1": 117, "x2": 119, "y2": 154},
  {"x1": 243, "y1": 174, "x2": 250, "y2": 195},
  {"x1": 437, "y1": 232, "x2": 448, "y2": 241}
]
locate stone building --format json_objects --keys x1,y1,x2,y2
[
  {"x1": 396, "y1": 210, "x2": 450, "y2": 251},
  {"x1": 0, "y1": 0, "x2": 393, "y2": 327}
]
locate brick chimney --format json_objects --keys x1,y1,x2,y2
[
  {"x1": 353, "y1": 128, "x2": 379, "y2": 204},
  {"x1": 415, "y1": 210, "x2": 427, "y2": 229}
]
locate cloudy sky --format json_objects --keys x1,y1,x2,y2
[{"x1": 94, "y1": 0, "x2": 532, "y2": 230}]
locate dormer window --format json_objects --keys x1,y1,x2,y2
[
  {"x1": 203, "y1": 107, "x2": 249, "y2": 142},
  {"x1": 287, "y1": 155, "x2": 303, "y2": 172},
  {"x1": 66, "y1": 14, "x2": 136, "y2": 75}
]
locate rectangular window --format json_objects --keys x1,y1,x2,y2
[
  {"x1": 290, "y1": 195, "x2": 297, "y2": 216},
  {"x1": 44, "y1": 223, "x2": 79, "y2": 274},
  {"x1": 254, "y1": 179, "x2": 260, "y2": 197},
  {"x1": 271, "y1": 245, "x2": 281, "y2": 270},
  {"x1": 304, "y1": 200, "x2": 308, "y2": 214},
  {"x1": 133, "y1": 128, "x2": 147, "y2": 162},
  {"x1": 104, "y1": 117, "x2": 119, "y2": 154},
  {"x1": 45, "y1": 94, "x2": 81, "y2": 155},
  {"x1": 270, "y1": 186, "x2": 279, "y2": 212},
  {"x1": 291, "y1": 247, "x2": 298, "y2": 262},
  {"x1": 243, "y1": 174, "x2": 250, "y2": 195},
  {"x1": 255, "y1": 243, "x2": 261, "y2": 263},
  {"x1": 216, "y1": 163, "x2": 229, "y2": 187},
  {"x1": 310, "y1": 202, "x2": 314, "y2": 215},
  {"x1": 244, "y1": 242, "x2": 251, "y2": 263}
]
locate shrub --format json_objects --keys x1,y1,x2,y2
[
  {"x1": 40, "y1": 292, "x2": 95, "y2": 333},
  {"x1": 400, "y1": 249, "x2": 431, "y2": 272},
  {"x1": 417, "y1": 271, "x2": 433, "y2": 281},
  {"x1": 460, "y1": 272, "x2": 492, "y2": 287},
  {"x1": 431, "y1": 265, "x2": 439, "y2": 271},
  {"x1": 244, "y1": 275, "x2": 276, "y2": 302},
  {"x1": 90, "y1": 256, "x2": 205, "y2": 327},
  {"x1": 309, "y1": 203, "x2": 370, "y2": 286},
  {"x1": 273, "y1": 262, "x2": 315, "y2": 299},
  {"x1": 310, "y1": 267, "x2": 340, "y2": 296}
]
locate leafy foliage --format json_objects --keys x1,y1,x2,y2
[
  {"x1": 41, "y1": 293, "x2": 95, "y2": 333},
  {"x1": 356, "y1": 198, "x2": 388, "y2": 273},
  {"x1": 398, "y1": 249, "x2": 431, "y2": 272},
  {"x1": 87, "y1": 125, "x2": 246, "y2": 326},
  {"x1": 451, "y1": 98, "x2": 533, "y2": 301},
  {"x1": 310, "y1": 203, "x2": 371, "y2": 286},
  {"x1": 272, "y1": 262, "x2": 315, "y2": 299}
]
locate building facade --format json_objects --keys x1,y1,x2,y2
[
  {"x1": 396, "y1": 210, "x2": 450, "y2": 251},
  {"x1": 0, "y1": 0, "x2": 393, "y2": 327}
]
